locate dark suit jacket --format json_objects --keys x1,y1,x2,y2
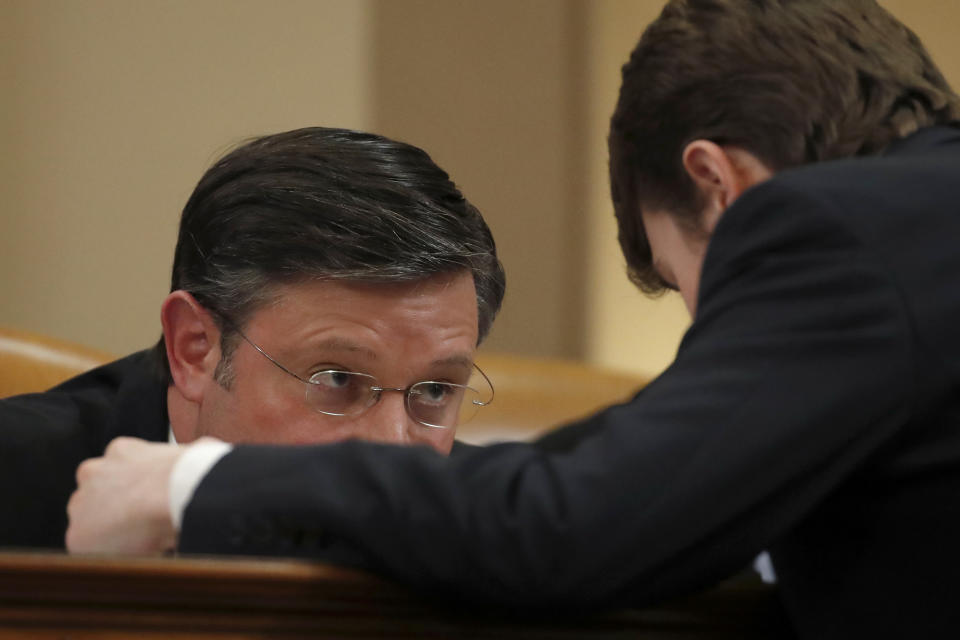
[
  {"x1": 0, "y1": 350, "x2": 169, "y2": 548},
  {"x1": 179, "y1": 126, "x2": 958, "y2": 637}
]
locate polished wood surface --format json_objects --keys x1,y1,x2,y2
[
  {"x1": 0, "y1": 327, "x2": 113, "y2": 398},
  {"x1": 0, "y1": 552, "x2": 788, "y2": 638}
]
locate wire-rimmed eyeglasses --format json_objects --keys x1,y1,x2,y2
[{"x1": 233, "y1": 328, "x2": 494, "y2": 429}]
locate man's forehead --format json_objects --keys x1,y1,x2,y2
[
  {"x1": 239, "y1": 272, "x2": 479, "y2": 360},
  {"x1": 285, "y1": 335, "x2": 472, "y2": 369}
]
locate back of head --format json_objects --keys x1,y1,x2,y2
[
  {"x1": 610, "y1": 0, "x2": 960, "y2": 293},
  {"x1": 159, "y1": 127, "x2": 505, "y2": 377}
]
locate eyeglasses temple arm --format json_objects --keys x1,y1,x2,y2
[{"x1": 473, "y1": 363, "x2": 494, "y2": 407}]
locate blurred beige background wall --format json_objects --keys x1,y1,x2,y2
[
  {"x1": 1, "y1": 0, "x2": 957, "y2": 378},
  {"x1": 369, "y1": 0, "x2": 590, "y2": 358},
  {"x1": 0, "y1": 0, "x2": 372, "y2": 355}
]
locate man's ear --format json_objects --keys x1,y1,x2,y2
[
  {"x1": 681, "y1": 140, "x2": 773, "y2": 234},
  {"x1": 160, "y1": 291, "x2": 222, "y2": 402}
]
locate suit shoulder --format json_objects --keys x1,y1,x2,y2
[{"x1": 0, "y1": 349, "x2": 168, "y2": 443}]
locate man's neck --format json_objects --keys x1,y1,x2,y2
[{"x1": 167, "y1": 385, "x2": 200, "y2": 444}]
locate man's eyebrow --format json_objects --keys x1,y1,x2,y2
[
  {"x1": 431, "y1": 354, "x2": 474, "y2": 370},
  {"x1": 308, "y1": 339, "x2": 472, "y2": 370},
  {"x1": 652, "y1": 257, "x2": 679, "y2": 291},
  {"x1": 311, "y1": 337, "x2": 378, "y2": 361}
]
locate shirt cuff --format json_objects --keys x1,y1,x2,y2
[
  {"x1": 752, "y1": 551, "x2": 778, "y2": 584},
  {"x1": 169, "y1": 438, "x2": 233, "y2": 531}
]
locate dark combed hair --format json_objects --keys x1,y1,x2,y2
[
  {"x1": 158, "y1": 127, "x2": 505, "y2": 380},
  {"x1": 609, "y1": 0, "x2": 960, "y2": 293}
]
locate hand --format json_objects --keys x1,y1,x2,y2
[{"x1": 66, "y1": 437, "x2": 183, "y2": 554}]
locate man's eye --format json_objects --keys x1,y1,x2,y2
[
  {"x1": 424, "y1": 383, "x2": 450, "y2": 401},
  {"x1": 412, "y1": 382, "x2": 458, "y2": 406},
  {"x1": 658, "y1": 275, "x2": 679, "y2": 292},
  {"x1": 312, "y1": 370, "x2": 353, "y2": 389}
]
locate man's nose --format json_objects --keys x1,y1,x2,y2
[{"x1": 360, "y1": 391, "x2": 415, "y2": 445}]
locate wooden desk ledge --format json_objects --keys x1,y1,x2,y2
[{"x1": 0, "y1": 551, "x2": 790, "y2": 639}]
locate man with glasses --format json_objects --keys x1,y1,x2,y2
[{"x1": 0, "y1": 126, "x2": 504, "y2": 549}]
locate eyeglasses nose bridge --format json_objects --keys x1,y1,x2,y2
[
  {"x1": 368, "y1": 385, "x2": 408, "y2": 409},
  {"x1": 370, "y1": 385, "x2": 406, "y2": 394},
  {"x1": 367, "y1": 385, "x2": 420, "y2": 424}
]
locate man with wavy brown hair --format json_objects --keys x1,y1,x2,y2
[
  {"x1": 68, "y1": 2, "x2": 960, "y2": 637},
  {"x1": 609, "y1": 0, "x2": 960, "y2": 297}
]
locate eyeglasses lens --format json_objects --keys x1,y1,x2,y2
[
  {"x1": 408, "y1": 382, "x2": 481, "y2": 428},
  {"x1": 305, "y1": 370, "x2": 377, "y2": 416}
]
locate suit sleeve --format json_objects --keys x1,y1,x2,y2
[{"x1": 179, "y1": 183, "x2": 915, "y2": 608}]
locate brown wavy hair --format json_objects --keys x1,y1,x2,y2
[{"x1": 609, "y1": 0, "x2": 960, "y2": 293}]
